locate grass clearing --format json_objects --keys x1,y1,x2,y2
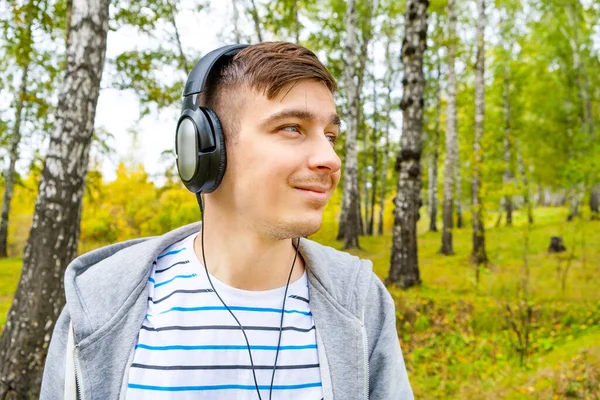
[
  {"x1": 0, "y1": 257, "x2": 23, "y2": 330},
  {"x1": 1, "y1": 205, "x2": 598, "y2": 398}
]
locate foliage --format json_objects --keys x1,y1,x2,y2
[{"x1": 79, "y1": 163, "x2": 199, "y2": 253}]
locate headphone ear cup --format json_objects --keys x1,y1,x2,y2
[{"x1": 200, "y1": 107, "x2": 227, "y2": 193}]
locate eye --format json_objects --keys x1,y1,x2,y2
[
  {"x1": 326, "y1": 134, "x2": 338, "y2": 146},
  {"x1": 280, "y1": 125, "x2": 300, "y2": 133}
]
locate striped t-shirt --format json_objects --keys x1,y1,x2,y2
[{"x1": 126, "y1": 232, "x2": 323, "y2": 399}]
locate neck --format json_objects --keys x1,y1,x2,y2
[{"x1": 193, "y1": 202, "x2": 305, "y2": 291}]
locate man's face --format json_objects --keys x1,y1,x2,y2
[{"x1": 214, "y1": 79, "x2": 342, "y2": 240}]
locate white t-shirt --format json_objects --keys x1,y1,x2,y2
[{"x1": 126, "y1": 232, "x2": 323, "y2": 399}]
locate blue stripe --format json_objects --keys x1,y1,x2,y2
[
  {"x1": 135, "y1": 344, "x2": 317, "y2": 351},
  {"x1": 128, "y1": 382, "x2": 322, "y2": 391},
  {"x1": 157, "y1": 248, "x2": 186, "y2": 259},
  {"x1": 153, "y1": 274, "x2": 197, "y2": 288},
  {"x1": 155, "y1": 305, "x2": 311, "y2": 316}
]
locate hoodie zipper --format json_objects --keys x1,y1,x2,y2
[
  {"x1": 74, "y1": 344, "x2": 85, "y2": 400},
  {"x1": 361, "y1": 321, "x2": 369, "y2": 399}
]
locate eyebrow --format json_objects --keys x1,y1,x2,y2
[{"x1": 259, "y1": 109, "x2": 341, "y2": 129}]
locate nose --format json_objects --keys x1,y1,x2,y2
[{"x1": 307, "y1": 133, "x2": 342, "y2": 173}]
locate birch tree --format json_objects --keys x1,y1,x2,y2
[
  {"x1": 501, "y1": 64, "x2": 514, "y2": 226},
  {"x1": 388, "y1": 0, "x2": 428, "y2": 288},
  {"x1": 0, "y1": 0, "x2": 110, "y2": 396},
  {"x1": 471, "y1": 0, "x2": 488, "y2": 265},
  {"x1": 562, "y1": 2, "x2": 598, "y2": 219},
  {"x1": 378, "y1": 33, "x2": 396, "y2": 236},
  {"x1": 367, "y1": 67, "x2": 379, "y2": 236},
  {"x1": 440, "y1": 0, "x2": 457, "y2": 255},
  {"x1": 426, "y1": 10, "x2": 444, "y2": 234},
  {"x1": 428, "y1": 57, "x2": 441, "y2": 233},
  {"x1": 340, "y1": 0, "x2": 361, "y2": 249}
]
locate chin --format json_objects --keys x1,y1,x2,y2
[
  {"x1": 294, "y1": 219, "x2": 322, "y2": 238},
  {"x1": 267, "y1": 214, "x2": 323, "y2": 240}
]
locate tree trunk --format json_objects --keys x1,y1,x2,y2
[
  {"x1": 248, "y1": 0, "x2": 263, "y2": 42},
  {"x1": 387, "y1": 0, "x2": 428, "y2": 289},
  {"x1": 0, "y1": 65, "x2": 30, "y2": 259},
  {"x1": 455, "y1": 155, "x2": 463, "y2": 228},
  {"x1": 428, "y1": 56, "x2": 441, "y2": 233},
  {"x1": 471, "y1": 0, "x2": 488, "y2": 266},
  {"x1": 341, "y1": 0, "x2": 361, "y2": 249},
  {"x1": 567, "y1": 186, "x2": 583, "y2": 221},
  {"x1": 368, "y1": 70, "x2": 379, "y2": 236},
  {"x1": 441, "y1": 0, "x2": 457, "y2": 255},
  {"x1": 590, "y1": 186, "x2": 600, "y2": 220},
  {"x1": 378, "y1": 56, "x2": 393, "y2": 236},
  {"x1": 0, "y1": 0, "x2": 110, "y2": 396},
  {"x1": 562, "y1": 4, "x2": 597, "y2": 219},
  {"x1": 339, "y1": 0, "x2": 373, "y2": 241},
  {"x1": 502, "y1": 65, "x2": 514, "y2": 226},
  {"x1": 516, "y1": 143, "x2": 534, "y2": 224},
  {"x1": 356, "y1": 15, "x2": 373, "y2": 237},
  {"x1": 337, "y1": 189, "x2": 346, "y2": 240},
  {"x1": 362, "y1": 122, "x2": 369, "y2": 235}
]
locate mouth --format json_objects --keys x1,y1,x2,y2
[{"x1": 294, "y1": 187, "x2": 328, "y2": 203}]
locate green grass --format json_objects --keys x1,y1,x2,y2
[
  {"x1": 0, "y1": 257, "x2": 22, "y2": 330},
  {"x1": 312, "y1": 205, "x2": 600, "y2": 399},
  {"x1": 1, "y1": 205, "x2": 599, "y2": 398}
]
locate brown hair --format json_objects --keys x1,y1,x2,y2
[{"x1": 201, "y1": 42, "x2": 337, "y2": 144}]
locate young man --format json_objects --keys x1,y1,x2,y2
[{"x1": 41, "y1": 42, "x2": 413, "y2": 399}]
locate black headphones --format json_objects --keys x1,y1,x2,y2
[{"x1": 175, "y1": 44, "x2": 249, "y2": 193}]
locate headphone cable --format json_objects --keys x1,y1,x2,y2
[{"x1": 196, "y1": 193, "x2": 299, "y2": 400}]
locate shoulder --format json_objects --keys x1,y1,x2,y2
[{"x1": 300, "y1": 238, "x2": 376, "y2": 318}]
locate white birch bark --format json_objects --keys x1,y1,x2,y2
[
  {"x1": 471, "y1": 0, "x2": 488, "y2": 265},
  {"x1": 428, "y1": 54, "x2": 441, "y2": 233},
  {"x1": 502, "y1": 65, "x2": 514, "y2": 226},
  {"x1": 441, "y1": 0, "x2": 457, "y2": 255},
  {"x1": 341, "y1": 0, "x2": 361, "y2": 249},
  {"x1": 378, "y1": 40, "x2": 394, "y2": 236}
]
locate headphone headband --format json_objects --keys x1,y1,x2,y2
[{"x1": 183, "y1": 44, "x2": 249, "y2": 97}]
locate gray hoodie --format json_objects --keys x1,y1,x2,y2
[{"x1": 40, "y1": 222, "x2": 413, "y2": 399}]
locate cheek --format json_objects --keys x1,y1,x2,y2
[{"x1": 228, "y1": 143, "x2": 291, "y2": 187}]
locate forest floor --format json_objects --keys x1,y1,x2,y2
[
  {"x1": 312, "y1": 205, "x2": 600, "y2": 399},
  {"x1": 1, "y1": 206, "x2": 599, "y2": 398}
]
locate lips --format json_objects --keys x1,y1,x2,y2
[
  {"x1": 294, "y1": 185, "x2": 329, "y2": 194},
  {"x1": 294, "y1": 185, "x2": 329, "y2": 204}
]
